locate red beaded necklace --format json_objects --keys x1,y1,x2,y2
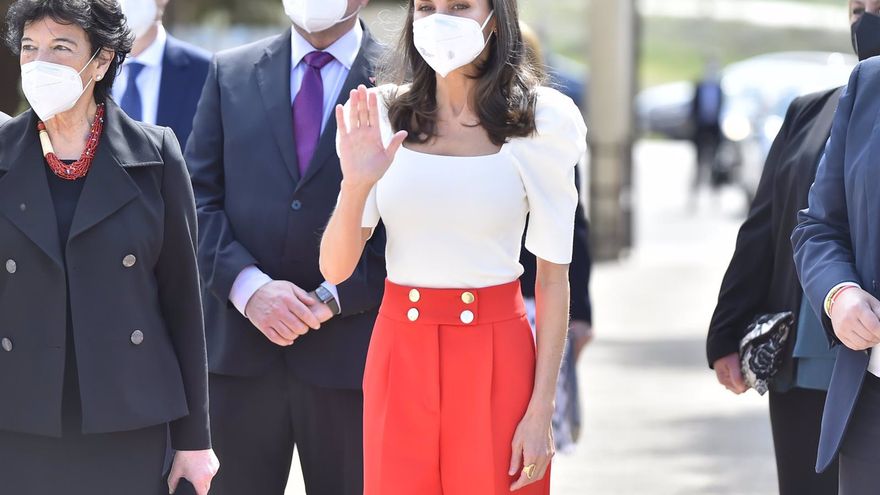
[{"x1": 36, "y1": 103, "x2": 105, "y2": 181}]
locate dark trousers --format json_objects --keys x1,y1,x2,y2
[
  {"x1": 209, "y1": 360, "x2": 364, "y2": 495},
  {"x1": 838, "y1": 374, "x2": 880, "y2": 495},
  {"x1": 0, "y1": 423, "x2": 168, "y2": 495},
  {"x1": 769, "y1": 388, "x2": 838, "y2": 495}
]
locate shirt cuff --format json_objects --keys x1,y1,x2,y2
[
  {"x1": 320, "y1": 281, "x2": 341, "y2": 313},
  {"x1": 229, "y1": 265, "x2": 273, "y2": 317},
  {"x1": 824, "y1": 282, "x2": 861, "y2": 318}
]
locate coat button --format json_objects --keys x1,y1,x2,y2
[
  {"x1": 461, "y1": 292, "x2": 475, "y2": 304},
  {"x1": 407, "y1": 308, "x2": 420, "y2": 322},
  {"x1": 130, "y1": 330, "x2": 144, "y2": 345},
  {"x1": 291, "y1": 200, "x2": 302, "y2": 211},
  {"x1": 408, "y1": 289, "x2": 421, "y2": 303},
  {"x1": 1, "y1": 337, "x2": 12, "y2": 352},
  {"x1": 460, "y1": 310, "x2": 475, "y2": 324},
  {"x1": 122, "y1": 254, "x2": 137, "y2": 268},
  {"x1": 5, "y1": 259, "x2": 16, "y2": 274}
]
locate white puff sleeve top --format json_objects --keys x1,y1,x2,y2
[{"x1": 352, "y1": 85, "x2": 587, "y2": 289}]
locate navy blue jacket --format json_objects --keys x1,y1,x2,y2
[
  {"x1": 155, "y1": 35, "x2": 210, "y2": 149},
  {"x1": 792, "y1": 58, "x2": 880, "y2": 472},
  {"x1": 185, "y1": 27, "x2": 386, "y2": 389}
]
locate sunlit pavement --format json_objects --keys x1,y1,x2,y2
[{"x1": 286, "y1": 140, "x2": 778, "y2": 494}]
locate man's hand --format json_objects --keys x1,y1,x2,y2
[
  {"x1": 713, "y1": 353, "x2": 748, "y2": 394},
  {"x1": 830, "y1": 287, "x2": 880, "y2": 351},
  {"x1": 244, "y1": 281, "x2": 322, "y2": 346}
]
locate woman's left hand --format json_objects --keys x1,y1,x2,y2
[
  {"x1": 508, "y1": 409, "x2": 555, "y2": 491},
  {"x1": 168, "y1": 449, "x2": 220, "y2": 495}
]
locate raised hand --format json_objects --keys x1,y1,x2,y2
[{"x1": 335, "y1": 85, "x2": 408, "y2": 189}]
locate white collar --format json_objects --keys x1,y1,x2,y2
[
  {"x1": 290, "y1": 21, "x2": 363, "y2": 71},
  {"x1": 126, "y1": 25, "x2": 167, "y2": 68}
]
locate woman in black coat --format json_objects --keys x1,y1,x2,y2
[{"x1": 0, "y1": 1, "x2": 217, "y2": 493}]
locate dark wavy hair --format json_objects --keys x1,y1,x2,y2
[
  {"x1": 4, "y1": 0, "x2": 133, "y2": 103},
  {"x1": 382, "y1": 0, "x2": 543, "y2": 146}
]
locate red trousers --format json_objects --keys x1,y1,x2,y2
[{"x1": 363, "y1": 280, "x2": 551, "y2": 495}]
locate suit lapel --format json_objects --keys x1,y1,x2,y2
[
  {"x1": 295, "y1": 25, "x2": 380, "y2": 191},
  {"x1": 156, "y1": 36, "x2": 190, "y2": 132},
  {"x1": 68, "y1": 102, "x2": 157, "y2": 240},
  {"x1": 0, "y1": 112, "x2": 63, "y2": 267},
  {"x1": 256, "y1": 30, "x2": 301, "y2": 184}
]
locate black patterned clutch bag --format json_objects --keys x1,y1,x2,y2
[{"x1": 739, "y1": 312, "x2": 794, "y2": 395}]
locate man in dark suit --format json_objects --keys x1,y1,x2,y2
[
  {"x1": 793, "y1": 55, "x2": 880, "y2": 491},
  {"x1": 114, "y1": 0, "x2": 210, "y2": 148},
  {"x1": 185, "y1": 0, "x2": 382, "y2": 493},
  {"x1": 690, "y1": 58, "x2": 724, "y2": 193}
]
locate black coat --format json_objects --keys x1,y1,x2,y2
[
  {"x1": 186, "y1": 26, "x2": 386, "y2": 389},
  {"x1": 520, "y1": 163, "x2": 592, "y2": 323},
  {"x1": 706, "y1": 87, "x2": 843, "y2": 388},
  {"x1": 0, "y1": 101, "x2": 210, "y2": 450}
]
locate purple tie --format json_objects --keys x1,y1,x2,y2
[{"x1": 293, "y1": 51, "x2": 336, "y2": 176}]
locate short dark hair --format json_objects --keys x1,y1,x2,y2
[
  {"x1": 382, "y1": 0, "x2": 543, "y2": 147},
  {"x1": 4, "y1": 0, "x2": 133, "y2": 103}
]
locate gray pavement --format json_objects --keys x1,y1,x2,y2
[{"x1": 285, "y1": 140, "x2": 778, "y2": 494}]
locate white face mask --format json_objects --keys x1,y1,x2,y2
[
  {"x1": 119, "y1": 0, "x2": 159, "y2": 39},
  {"x1": 283, "y1": 0, "x2": 361, "y2": 34},
  {"x1": 21, "y1": 50, "x2": 100, "y2": 121},
  {"x1": 413, "y1": 10, "x2": 494, "y2": 78}
]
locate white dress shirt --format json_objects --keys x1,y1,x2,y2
[
  {"x1": 228, "y1": 23, "x2": 363, "y2": 316},
  {"x1": 111, "y1": 25, "x2": 167, "y2": 126},
  {"x1": 346, "y1": 85, "x2": 587, "y2": 289}
]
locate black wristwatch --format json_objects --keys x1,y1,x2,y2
[{"x1": 315, "y1": 285, "x2": 341, "y2": 315}]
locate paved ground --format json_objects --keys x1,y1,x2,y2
[{"x1": 286, "y1": 140, "x2": 779, "y2": 494}]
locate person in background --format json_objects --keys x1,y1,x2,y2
[
  {"x1": 114, "y1": 0, "x2": 209, "y2": 148},
  {"x1": 0, "y1": 0, "x2": 218, "y2": 493},
  {"x1": 185, "y1": 0, "x2": 385, "y2": 493},
  {"x1": 708, "y1": 3, "x2": 880, "y2": 493},
  {"x1": 520, "y1": 20, "x2": 593, "y2": 453},
  {"x1": 690, "y1": 56, "x2": 724, "y2": 197}
]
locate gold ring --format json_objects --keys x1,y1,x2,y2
[{"x1": 522, "y1": 463, "x2": 537, "y2": 480}]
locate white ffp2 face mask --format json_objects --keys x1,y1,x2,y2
[
  {"x1": 413, "y1": 10, "x2": 494, "y2": 78},
  {"x1": 283, "y1": 0, "x2": 361, "y2": 34},
  {"x1": 21, "y1": 50, "x2": 100, "y2": 121},
  {"x1": 119, "y1": 0, "x2": 159, "y2": 39}
]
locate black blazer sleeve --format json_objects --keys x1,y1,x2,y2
[
  {"x1": 334, "y1": 222, "x2": 387, "y2": 317},
  {"x1": 569, "y1": 165, "x2": 592, "y2": 324},
  {"x1": 158, "y1": 128, "x2": 211, "y2": 450},
  {"x1": 186, "y1": 58, "x2": 260, "y2": 303},
  {"x1": 706, "y1": 99, "x2": 801, "y2": 367}
]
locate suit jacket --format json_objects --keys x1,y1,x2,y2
[
  {"x1": 792, "y1": 59, "x2": 880, "y2": 472},
  {"x1": 691, "y1": 79, "x2": 724, "y2": 133},
  {"x1": 0, "y1": 101, "x2": 209, "y2": 450},
  {"x1": 186, "y1": 26, "x2": 387, "y2": 389},
  {"x1": 707, "y1": 87, "x2": 842, "y2": 389},
  {"x1": 155, "y1": 35, "x2": 211, "y2": 149},
  {"x1": 520, "y1": 163, "x2": 592, "y2": 324}
]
